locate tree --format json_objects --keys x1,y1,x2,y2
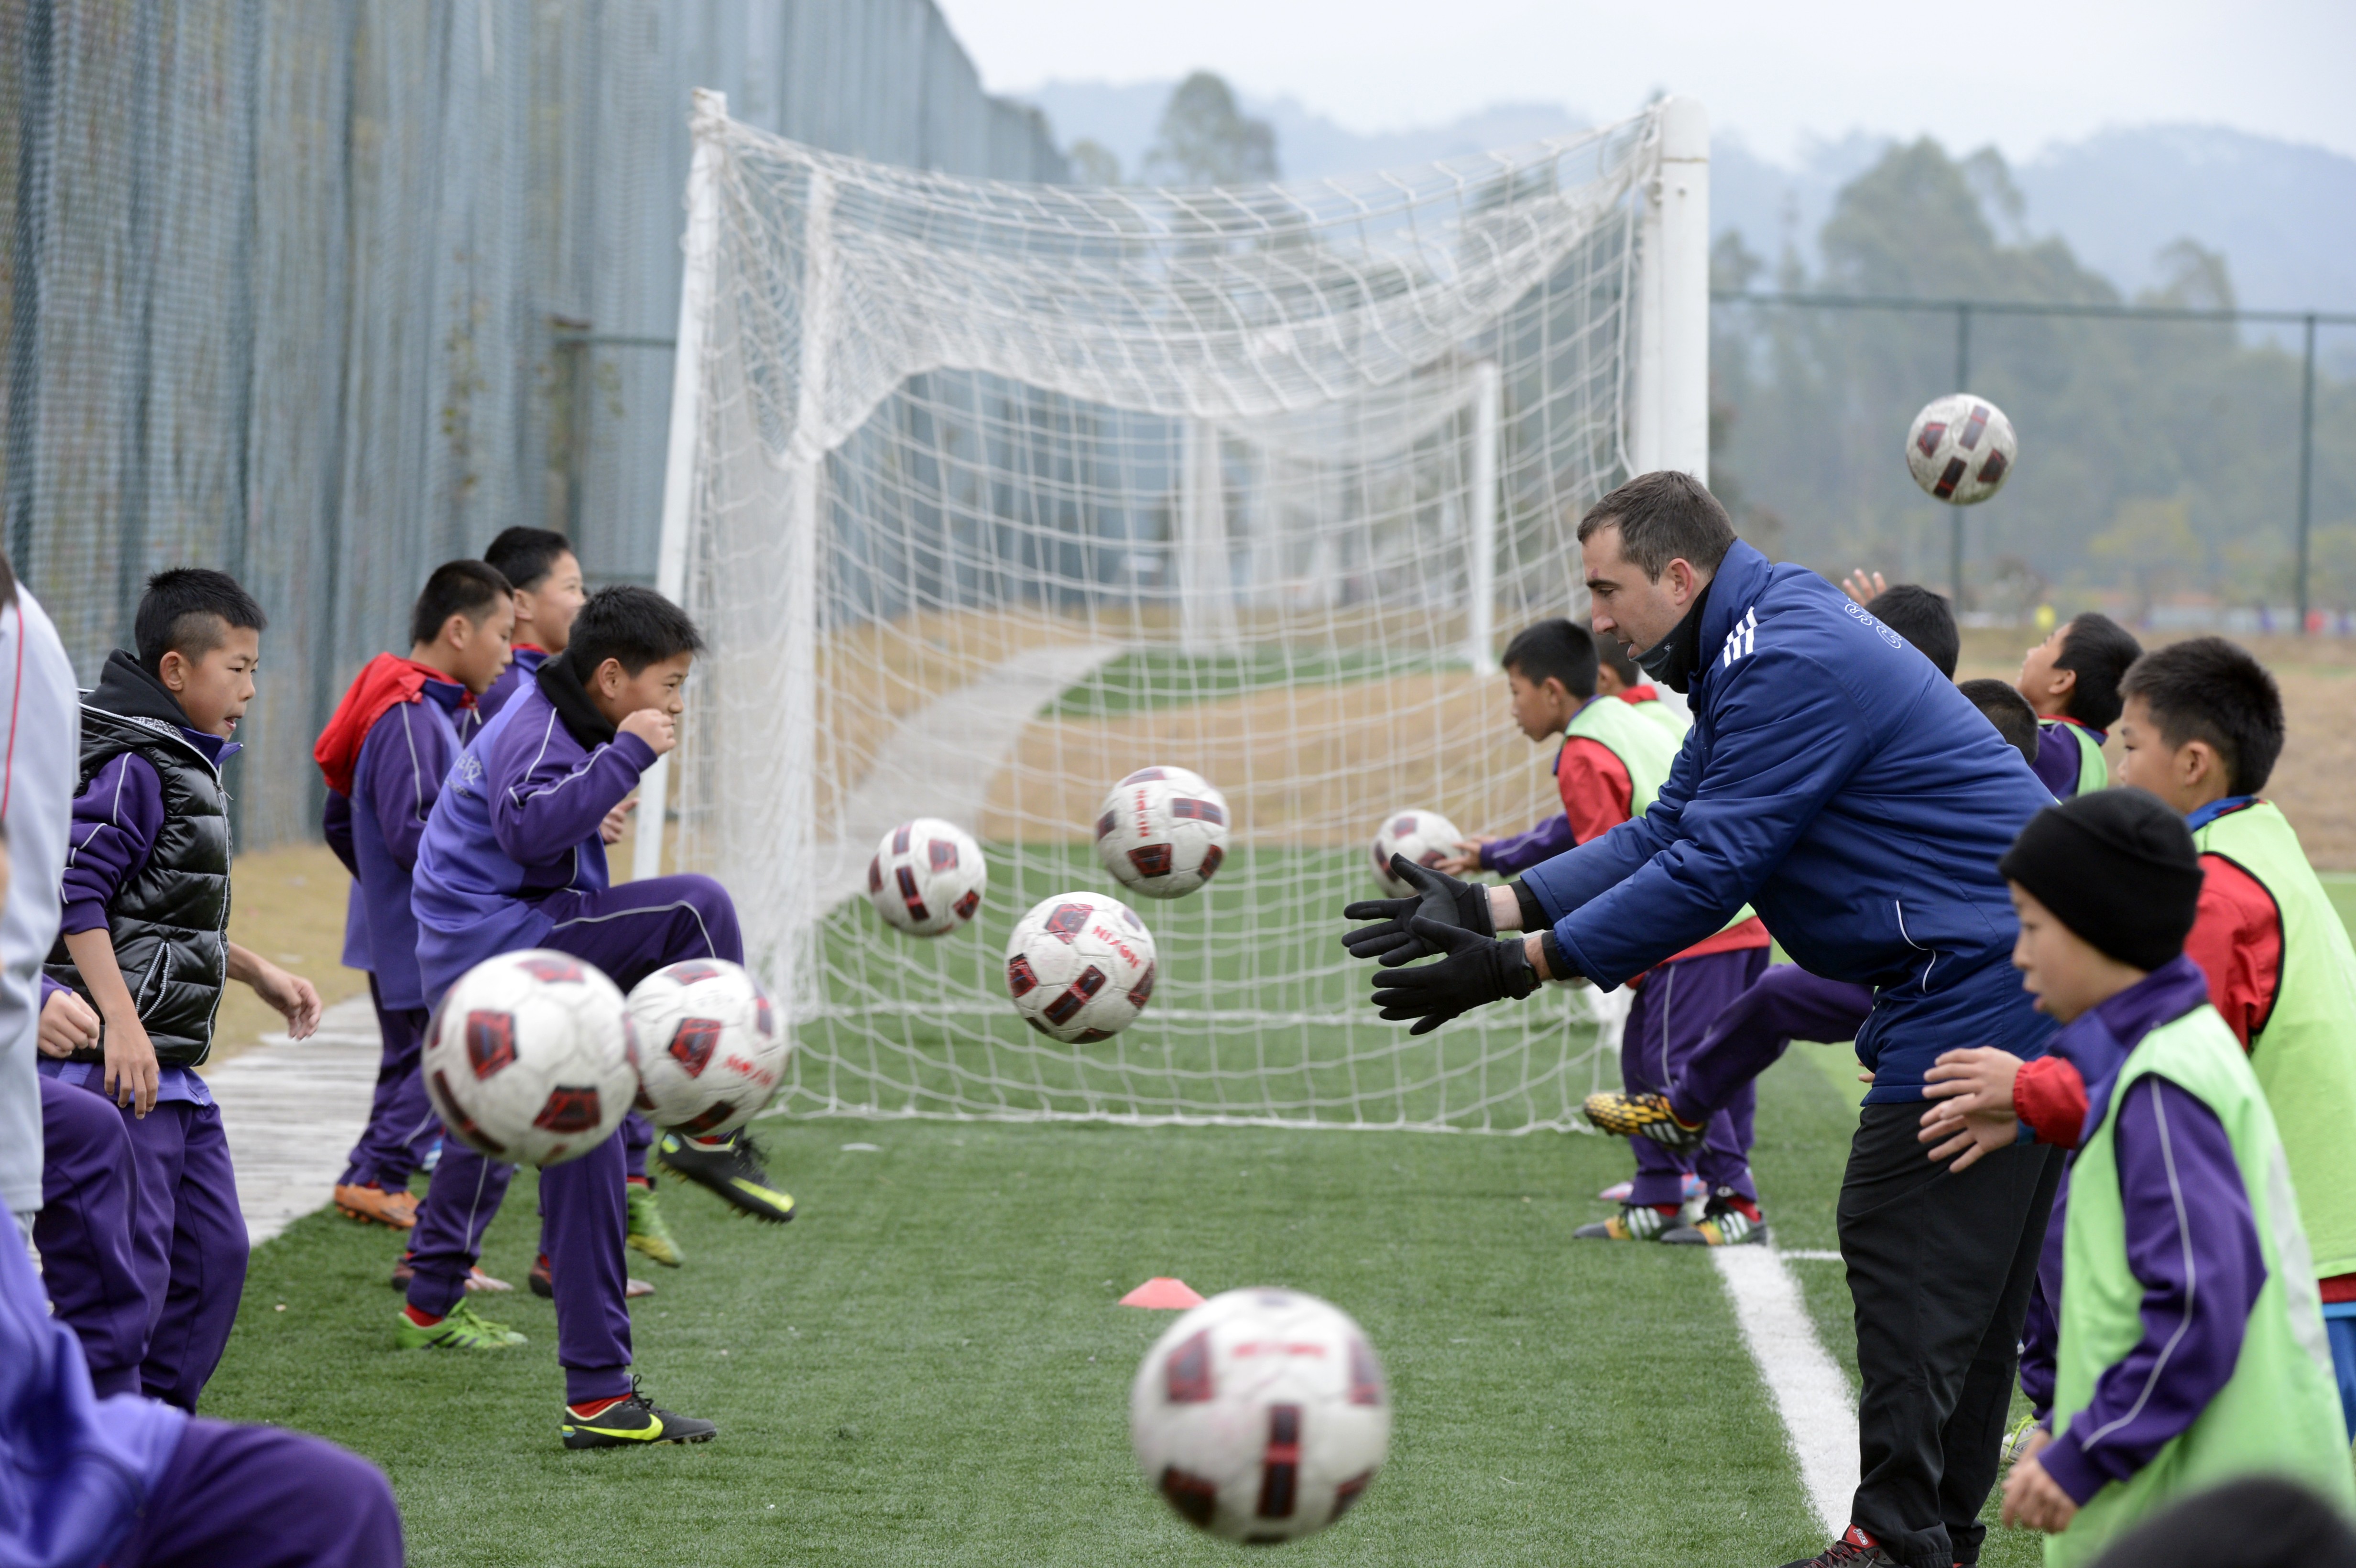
[
  {"x1": 1142, "y1": 72, "x2": 1277, "y2": 186},
  {"x1": 1068, "y1": 138, "x2": 1122, "y2": 186}
]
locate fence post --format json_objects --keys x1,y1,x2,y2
[{"x1": 2297, "y1": 313, "x2": 2316, "y2": 635}]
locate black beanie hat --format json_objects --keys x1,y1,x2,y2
[{"x1": 1998, "y1": 789, "x2": 2204, "y2": 971}]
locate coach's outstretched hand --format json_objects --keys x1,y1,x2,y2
[
  {"x1": 1368, "y1": 916, "x2": 1538, "y2": 1036},
  {"x1": 1341, "y1": 856, "x2": 1494, "y2": 966}
]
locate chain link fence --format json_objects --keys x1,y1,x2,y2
[{"x1": 0, "y1": 0, "x2": 1066, "y2": 847}]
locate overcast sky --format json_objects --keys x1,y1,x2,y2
[{"x1": 936, "y1": 0, "x2": 2356, "y2": 164}]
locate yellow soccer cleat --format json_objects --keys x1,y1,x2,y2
[{"x1": 1581, "y1": 1090, "x2": 1707, "y2": 1154}]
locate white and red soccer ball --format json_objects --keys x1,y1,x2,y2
[
  {"x1": 1368, "y1": 808, "x2": 1466, "y2": 897},
  {"x1": 623, "y1": 958, "x2": 790, "y2": 1139},
  {"x1": 1094, "y1": 765, "x2": 1230, "y2": 900},
  {"x1": 1003, "y1": 891, "x2": 1157, "y2": 1044},
  {"x1": 867, "y1": 817, "x2": 988, "y2": 936},
  {"x1": 1905, "y1": 392, "x2": 2018, "y2": 506},
  {"x1": 1130, "y1": 1286, "x2": 1391, "y2": 1544},
  {"x1": 422, "y1": 950, "x2": 638, "y2": 1166}
]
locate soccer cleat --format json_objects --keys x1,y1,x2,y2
[
  {"x1": 1572, "y1": 1202, "x2": 1682, "y2": 1242},
  {"x1": 1581, "y1": 1090, "x2": 1707, "y2": 1153},
  {"x1": 1780, "y1": 1525, "x2": 1901, "y2": 1568},
  {"x1": 1999, "y1": 1413, "x2": 2043, "y2": 1470},
  {"x1": 393, "y1": 1301, "x2": 527, "y2": 1351},
  {"x1": 655, "y1": 1130, "x2": 796, "y2": 1223},
  {"x1": 1662, "y1": 1189, "x2": 1768, "y2": 1247},
  {"x1": 334, "y1": 1183, "x2": 419, "y2": 1229},
  {"x1": 627, "y1": 1181, "x2": 685, "y2": 1266},
  {"x1": 561, "y1": 1381, "x2": 717, "y2": 1449},
  {"x1": 529, "y1": 1254, "x2": 653, "y2": 1299}
]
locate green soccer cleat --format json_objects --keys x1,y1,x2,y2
[
  {"x1": 1581, "y1": 1090, "x2": 1707, "y2": 1154},
  {"x1": 1572, "y1": 1202, "x2": 1683, "y2": 1242},
  {"x1": 1999, "y1": 1412, "x2": 2044, "y2": 1470},
  {"x1": 655, "y1": 1130, "x2": 796, "y2": 1223},
  {"x1": 393, "y1": 1300, "x2": 527, "y2": 1351},
  {"x1": 627, "y1": 1180, "x2": 685, "y2": 1266},
  {"x1": 562, "y1": 1383, "x2": 718, "y2": 1449},
  {"x1": 1662, "y1": 1190, "x2": 1768, "y2": 1247}
]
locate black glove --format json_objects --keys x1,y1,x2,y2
[
  {"x1": 1368, "y1": 916, "x2": 1539, "y2": 1035},
  {"x1": 1341, "y1": 855, "x2": 1495, "y2": 966}
]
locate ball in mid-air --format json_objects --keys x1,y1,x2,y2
[
  {"x1": 1004, "y1": 891, "x2": 1157, "y2": 1044},
  {"x1": 624, "y1": 958, "x2": 790, "y2": 1138},
  {"x1": 1130, "y1": 1286, "x2": 1391, "y2": 1544},
  {"x1": 1905, "y1": 392, "x2": 2017, "y2": 505},
  {"x1": 422, "y1": 950, "x2": 636, "y2": 1166},
  {"x1": 1368, "y1": 808, "x2": 1466, "y2": 897},
  {"x1": 866, "y1": 817, "x2": 987, "y2": 936},
  {"x1": 1095, "y1": 765, "x2": 1230, "y2": 900}
]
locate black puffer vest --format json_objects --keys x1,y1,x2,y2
[{"x1": 45, "y1": 652, "x2": 233, "y2": 1066}]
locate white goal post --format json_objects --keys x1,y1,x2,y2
[{"x1": 645, "y1": 88, "x2": 1709, "y2": 1132}]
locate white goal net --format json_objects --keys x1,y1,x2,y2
[{"x1": 660, "y1": 92, "x2": 1707, "y2": 1132}]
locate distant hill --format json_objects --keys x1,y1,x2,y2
[{"x1": 1023, "y1": 82, "x2": 2356, "y2": 343}]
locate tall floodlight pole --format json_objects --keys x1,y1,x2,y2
[
  {"x1": 1952, "y1": 304, "x2": 1971, "y2": 606},
  {"x1": 1633, "y1": 96, "x2": 1710, "y2": 482},
  {"x1": 2297, "y1": 313, "x2": 2317, "y2": 635}
]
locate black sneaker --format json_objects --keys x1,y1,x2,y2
[
  {"x1": 655, "y1": 1130, "x2": 796, "y2": 1223},
  {"x1": 1781, "y1": 1526, "x2": 1900, "y2": 1568},
  {"x1": 561, "y1": 1382, "x2": 718, "y2": 1449}
]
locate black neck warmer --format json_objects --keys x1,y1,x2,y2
[
  {"x1": 535, "y1": 652, "x2": 618, "y2": 748},
  {"x1": 1634, "y1": 575, "x2": 1716, "y2": 694}
]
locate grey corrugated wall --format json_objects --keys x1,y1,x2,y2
[{"x1": 0, "y1": 0, "x2": 1066, "y2": 848}]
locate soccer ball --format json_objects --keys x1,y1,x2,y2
[
  {"x1": 421, "y1": 950, "x2": 637, "y2": 1166},
  {"x1": 623, "y1": 958, "x2": 791, "y2": 1139},
  {"x1": 1003, "y1": 891, "x2": 1157, "y2": 1044},
  {"x1": 1368, "y1": 808, "x2": 1466, "y2": 897},
  {"x1": 1130, "y1": 1286, "x2": 1391, "y2": 1544},
  {"x1": 1905, "y1": 392, "x2": 2018, "y2": 505},
  {"x1": 1094, "y1": 765, "x2": 1230, "y2": 900},
  {"x1": 866, "y1": 817, "x2": 988, "y2": 936}
]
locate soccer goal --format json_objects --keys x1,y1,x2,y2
[{"x1": 642, "y1": 89, "x2": 1712, "y2": 1132}]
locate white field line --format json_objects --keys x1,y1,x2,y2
[{"x1": 1713, "y1": 1246, "x2": 1858, "y2": 1539}]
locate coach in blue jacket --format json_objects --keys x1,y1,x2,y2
[{"x1": 1349, "y1": 471, "x2": 2062, "y2": 1568}]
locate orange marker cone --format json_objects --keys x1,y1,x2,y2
[{"x1": 1118, "y1": 1277, "x2": 1205, "y2": 1309}]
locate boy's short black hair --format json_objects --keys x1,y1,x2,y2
[
  {"x1": 565, "y1": 586, "x2": 704, "y2": 679},
  {"x1": 483, "y1": 527, "x2": 575, "y2": 593},
  {"x1": 410, "y1": 561, "x2": 513, "y2": 648},
  {"x1": 1596, "y1": 635, "x2": 1641, "y2": 687},
  {"x1": 2079, "y1": 1477, "x2": 2356, "y2": 1568},
  {"x1": 134, "y1": 568, "x2": 266, "y2": 676},
  {"x1": 1499, "y1": 618, "x2": 1598, "y2": 701},
  {"x1": 1958, "y1": 678, "x2": 2040, "y2": 764},
  {"x1": 2056, "y1": 611, "x2": 2142, "y2": 730},
  {"x1": 1864, "y1": 583, "x2": 1959, "y2": 678},
  {"x1": 2118, "y1": 637, "x2": 2284, "y2": 796},
  {"x1": 1576, "y1": 470, "x2": 1736, "y2": 580}
]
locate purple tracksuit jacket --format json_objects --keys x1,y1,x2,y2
[
  {"x1": 411, "y1": 663, "x2": 655, "y2": 1004},
  {"x1": 340, "y1": 682, "x2": 469, "y2": 1011},
  {"x1": 1480, "y1": 814, "x2": 1576, "y2": 877},
  {"x1": 2029, "y1": 720, "x2": 2103, "y2": 801},
  {"x1": 2016, "y1": 957, "x2": 2268, "y2": 1506},
  {"x1": 476, "y1": 643, "x2": 546, "y2": 724}
]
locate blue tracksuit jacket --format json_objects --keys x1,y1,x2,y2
[{"x1": 1522, "y1": 540, "x2": 2055, "y2": 1102}]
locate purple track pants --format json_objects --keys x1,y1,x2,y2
[
  {"x1": 1619, "y1": 946, "x2": 1771, "y2": 1208},
  {"x1": 1668, "y1": 964, "x2": 1876, "y2": 1126},
  {"x1": 113, "y1": 1417, "x2": 403, "y2": 1568},
  {"x1": 337, "y1": 974, "x2": 439, "y2": 1191},
  {"x1": 35, "y1": 1074, "x2": 150, "y2": 1396},
  {"x1": 405, "y1": 873, "x2": 741, "y2": 1403}
]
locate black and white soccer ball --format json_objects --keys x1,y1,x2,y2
[
  {"x1": 1094, "y1": 765, "x2": 1230, "y2": 900},
  {"x1": 623, "y1": 958, "x2": 790, "y2": 1139},
  {"x1": 1905, "y1": 392, "x2": 2018, "y2": 505},
  {"x1": 421, "y1": 950, "x2": 636, "y2": 1166},
  {"x1": 1368, "y1": 808, "x2": 1466, "y2": 897},
  {"x1": 866, "y1": 817, "x2": 988, "y2": 936},
  {"x1": 1130, "y1": 1286, "x2": 1392, "y2": 1544},
  {"x1": 1003, "y1": 891, "x2": 1157, "y2": 1044}
]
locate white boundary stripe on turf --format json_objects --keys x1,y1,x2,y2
[
  {"x1": 207, "y1": 994, "x2": 383, "y2": 1245},
  {"x1": 1712, "y1": 1247, "x2": 1858, "y2": 1539}
]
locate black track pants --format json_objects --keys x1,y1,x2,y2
[{"x1": 1840, "y1": 1103, "x2": 2064, "y2": 1568}]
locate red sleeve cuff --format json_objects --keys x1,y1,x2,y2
[{"x1": 2014, "y1": 1055, "x2": 2089, "y2": 1149}]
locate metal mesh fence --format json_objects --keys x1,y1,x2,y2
[{"x1": 0, "y1": 0, "x2": 1065, "y2": 847}]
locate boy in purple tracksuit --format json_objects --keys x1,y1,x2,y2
[
  {"x1": 0, "y1": 1190, "x2": 404, "y2": 1568},
  {"x1": 397, "y1": 586, "x2": 778, "y2": 1448},
  {"x1": 315, "y1": 562, "x2": 514, "y2": 1231},
  {"x1": 479, "y1": 527, "x2": 684, "y2": 1285},
  {"x1": 39, "y1": 570, "x2": 324, "y2": 1413}
]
